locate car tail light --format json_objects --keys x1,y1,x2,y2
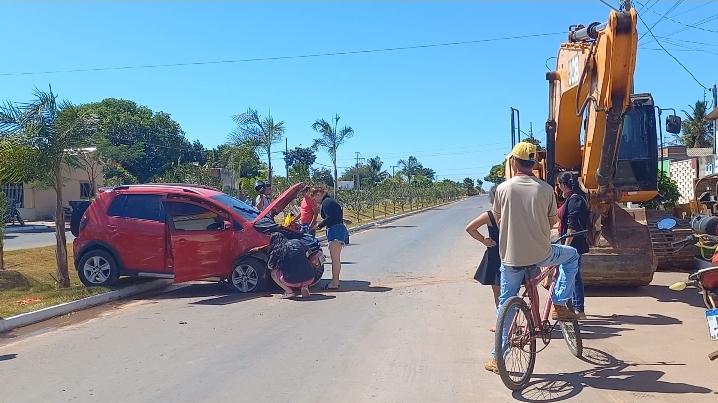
[{"x1": 79, "y1": 214, "x2": 89, "y2": 232}]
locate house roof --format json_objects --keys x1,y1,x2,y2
[
  {"x1": 707, "y1": 107, "x2": 718, "y2": 120},
  {"x1": 686, "y1": 148, "x2": 714, "y2": 157}
]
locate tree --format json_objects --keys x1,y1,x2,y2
[
  {"x1": 0, "y1": 88, "x2": 97, "y2": 288},
  {"x1": 284, "y1": 147, "x2": 316, "y2": 169},
  {"x1": 77, "y1": 98, "x2": 192, "y2": 184},
  {"x1": 676, "y1": 100, "x2": 714, "y2": 148},
  {"x1": 484, "y1": 162, "x2": 506, "y2": 184},
  {"x1": 476, "y1": 178, "x2": 484, "y2": 193},
  {"x1": 231, "y1": 108, "x2": 285, "y2": 186},
  {"x1": 153, "y1": 163, "x2": 221, "y2": 189},
  {"x1": 0, "y1": 192, "x2": 6, "y2": 271},
  {"x1": 213, "y1": 143, "x2": 262, "y2": 185},
  {"x1": 524, "y1": 137, "x2": 544, "y2": 150},
  {"x1": 68, "y1": 148, "x2": 102, "y2": 197},
  {"x1": 311, "y1": 167, "x2": 334, "y2": 188},
  {"x1": 463, "y1": 178, "x2": 476, "y2": 196},
  {"x1": 312, "y1": 114, "x2": 354, "y2": 196},
  {"x1": 397, "y1": 156, "x2": 435, "y2": 183},
  {"x1": 640, "y1": 171, "x2": 680, "y2": 210}
]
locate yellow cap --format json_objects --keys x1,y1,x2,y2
[{"x1": 506, "y1": 141, "x2": 537, "y2": 162}]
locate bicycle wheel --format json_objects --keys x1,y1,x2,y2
[
  {"x1": 495, "y1": 296, "x2": 536, "y2": 391},
  {"x1": 558, "y1": 303, "x2": 583, "y2": 358}
]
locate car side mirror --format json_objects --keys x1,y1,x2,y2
[{"x1": 666, "y1": 115, "x2": 681, "y2": 135}]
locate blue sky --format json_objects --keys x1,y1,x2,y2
[{"x1": 2, "y1": 1, "x2": 716, "y2": 185}]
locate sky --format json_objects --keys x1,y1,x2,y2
[{"x1": 1, "y1": 1, "x2": 716, "y2": 185}]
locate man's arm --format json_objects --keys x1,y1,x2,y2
[{"x1": 548, "y1": 191, "x2": 558, "y2": 227}]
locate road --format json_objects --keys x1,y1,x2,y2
[
  {"x1": 1, "y1": 196, "x2": 716, "y2": 402},
  {"x1": 3, "y1": 230, "x2": 74, "y2": 251}
]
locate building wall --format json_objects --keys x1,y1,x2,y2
[
  {"x1": 17, "y1": 165, "x2": 103, "y2": 221},
  {"x1": 669, "y1": 158, "x2": 697, "y2": 204}
]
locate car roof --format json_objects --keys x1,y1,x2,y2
[{"x1": 102, "y1": 184, "x2": 224, "y2": 198}]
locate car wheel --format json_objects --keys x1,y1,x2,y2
[
  {"x1": 77, "y1": 249, "x2": 119, "y2": 287},
  {"x1": 227, "y1": 258, "x2": 268, "y2": 293}
]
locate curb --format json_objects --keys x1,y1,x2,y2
[
  {"x1": 3, "y1": 225, "x2": 54, "y2": 234},
  {"x1": 316, "y1": 199, "x2": 462, "y2": 242},
  {"x1": 0, "y1": 279, "x2": 172, "y2": 333}
]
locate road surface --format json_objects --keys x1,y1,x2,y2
[
  {"x1": 3, "y1": 230, "x2": 74, "y2": 251},
  {"x1": 1, "y1": 197, "x2": 716, "y2": 402}
]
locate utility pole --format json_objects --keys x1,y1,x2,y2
[
  {"x1": 713, "y1": 84, "x2": 717, "y2": 155},
  {"x1": 391, "y1": 165, "x2": 397, "y2": 177},
  {"x1": 529, "y1": 122, "x2": 534, "y2": 139},
  {"x1": 354, "y1": 152, "x2": 364, "y2": 191},
  {"x1": 285, "y1": 138, "x2": 289, "y2": 180}
]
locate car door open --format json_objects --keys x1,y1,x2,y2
[{"x1": 164, "y1": 198, "x2": 234, "y2": 283}]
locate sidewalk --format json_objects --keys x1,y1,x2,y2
[{"x1": 4, "y1": 221, "x2": 63, "y2": 234}]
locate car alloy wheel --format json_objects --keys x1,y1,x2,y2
[
  {"x1": 83, "y1": 255, "x2": 112, "y2": 285},
  {"x1": 231, "y1": 263, "x2": 259, "y2": 293}
]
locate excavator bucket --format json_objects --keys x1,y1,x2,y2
[{"x1": 581, "y1": 204, "x2": 656, "y2": 287}]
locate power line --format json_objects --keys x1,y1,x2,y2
[
  {"x1": 636, "y1": 12, "x2": 708, "y2": 89},
  {"x1": 0, "y1": 31, "x2": 564, "y2": 77},
  {"x1": 673, "y1": 0, "x2": 717, "y2": 17},
  {"x1": 638, "y1": 0, "x2": 685, "y2": 42}
]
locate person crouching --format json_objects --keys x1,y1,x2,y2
[{"x1": 267, "y1": 233, "x2": 315, "y2": 299}]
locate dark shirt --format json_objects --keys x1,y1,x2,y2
[
  {"x1": 559, "y1": 193, "x2": 590, "y2": 255},
  {"x1": 269, "y1": 239, "x2": 314, "y2": 283},
  {"x1": 317, "y1": 196, "x2": 343, "y2": 229}
]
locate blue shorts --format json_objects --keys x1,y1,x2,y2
[{"x1": 327, "y1": 224, "x2": 349, "y2": 245}]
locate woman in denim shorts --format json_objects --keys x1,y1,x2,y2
[{"x1": 315, "y1": 191, "x2": 349, "y2": 290}]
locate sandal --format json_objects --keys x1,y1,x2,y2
[{"x1": 278, "y1": 292, "x2": 295, "y2": 299}]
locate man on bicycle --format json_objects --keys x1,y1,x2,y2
[{"x1": 485, "y1": 141, "x2": 580, "y2": 373}]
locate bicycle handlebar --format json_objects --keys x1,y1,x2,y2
[{"x1": 552, "y1": 230, "x2": 589, "y2": 245}]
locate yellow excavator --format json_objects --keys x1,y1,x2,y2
[{"x1": 506, "y1": 2, "x2": 682, "y2": 286}]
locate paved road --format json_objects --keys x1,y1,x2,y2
[
  {"x1": 1, "y1": 197, "x2": 716, "y2": 402},
  {"x1": 3, "y1": 230, "x2": 74, "y2": 251}
]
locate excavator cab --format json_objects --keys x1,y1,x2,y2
[{"x1": 615, "y1": 94, "x2": 659, "y2": 199}]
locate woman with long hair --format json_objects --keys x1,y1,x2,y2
[
  {"x1": 267, "y1": 233, "x2": 315, "y2": 299},
  {"x1": 314, "y1": 190, "x2": 349, "y2": 290},
  {"x1": 557, "y1": 172, "x2": 590, "y2": 319}
]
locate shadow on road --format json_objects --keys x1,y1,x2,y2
[
  {"x1": 317, "y1": 280, "x2": 393, "y2": 293},
  {"x1": 586, "y1": 285, "x2": 706, "y2": 309},
  {"x1": 576, "y1": 313, "x2": 683, "y2": 340},
  {"x1": 376, "y1": 225, "x2": 418, "y2": 229},
  {"x1": 0, "y1": 354, "x2": 17, "y2": 361},
  {"x1": 513, "y1": 348, "x2": 711, "y2": 402}
]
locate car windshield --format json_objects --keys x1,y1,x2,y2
[{"x1": 211, "y1": 194, "x2": 260, "y2": 221}]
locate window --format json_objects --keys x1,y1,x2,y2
[
  {"x1": 2, "y1": 183, "x2": 23, "y2": 208},
  {"x1": 107, "y1": 194, "x2": 164, "y2": 222},
  {"x1": 706, "y1": 164, "x2": 715, "y2": 175},
  {"x1": 211, "y1": 194, "x2": 259, "y2": 221},
  {"x1": 80, "y1": 182, "x2": 93, "y2": 199},
  {"x1": 165, "y1": 202, "x2": 224, "y2": 231}
]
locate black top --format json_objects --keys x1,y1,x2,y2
[
  {"x1": 270, "y1": 239, "x2": 315, "y2": 283},
  {"x1": 560, "y1": 193, "x2": 590, "y2": 255},
  {"x1": 317, "y1": 195, "x2": 343, "y2": 229},
  {"x1": 474, "y1": 211, "x2": 501, "y2": 286}
]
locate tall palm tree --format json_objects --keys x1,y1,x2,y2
[
  {"x1": 312, "y1": 114, "x2": 354, "y2": 196},
  {"x1": 231, "y1": 108, "x2": 284, "y2": 186},
  {"x1": 0, "y1": 88, "x2": 97, "y2": 288},
  {"x1": 397, "y1": 156, "x2": 421, "y2": 183},
  {"x1": 679, "y1": 100, "x2": 714, "y2": 148}
]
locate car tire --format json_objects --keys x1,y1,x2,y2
[
  {"x1": 227, "y1": 257, "x2": 268, "y2": 293},
  {"x1": 77, "y1": 249, "x2": 119, "y2": 287}
]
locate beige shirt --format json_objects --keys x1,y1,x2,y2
[{"x1": 493, "y1": 175, "x2": 557, "y2": 266}]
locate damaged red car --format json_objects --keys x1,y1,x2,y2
[{"x1": 71, "y1": 183, "x2": 324, "y2": 293}]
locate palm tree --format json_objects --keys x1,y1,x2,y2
[
  {"x1": 312, "y1": 114, "x2": 354, "y2": 196},
  {"x1": 0, "y1": 88, "x2": 97, "y2": 288},
  {"x1": 397, "y1": 156, "x2": 421, "y2": 183},
  {"x1": 231, "y1": 108, "x2": 284, "y2": 186},
  {"x1": 678, "y1": 100, "x2": 714, "y2": 148}
]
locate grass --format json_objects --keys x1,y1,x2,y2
[{"x1": 1, "y1": 244, "x2": 112, "y2": 318}]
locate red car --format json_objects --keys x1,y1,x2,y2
[{"x1": 72, "y1": 183, "x2": 323, "y2": 293}]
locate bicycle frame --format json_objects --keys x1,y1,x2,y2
[{"x1": 523, "y1": 265, "x2": 559, "y2": 337}]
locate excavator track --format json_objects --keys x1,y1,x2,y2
[{"x1": 581, "y1": 206, "x2": 656, "y2": 287}]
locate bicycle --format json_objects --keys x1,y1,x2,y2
[{"x1": 494, "y1": 230, "x2": 588, "y2": 390}]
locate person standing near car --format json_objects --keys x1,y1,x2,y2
[
  {"x1": 314, "y1": 190, "x2": 348, "y2": 290},
  {"x1": 465, "y1": 185, "x2": 501, "y2": 309},
  {"x1": 255, "y1": 180, "x2": 271, "y2": 211},
  {"x1": 299, "y1": 187, "x2": 323, "y2": 235}
]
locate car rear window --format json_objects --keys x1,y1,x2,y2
[{"x1": 107, "y1": 194, "x2": 164, "y2": 222}]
